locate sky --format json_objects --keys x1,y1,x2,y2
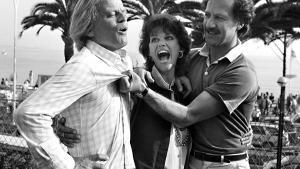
[{"x1": 1, "y1": 0, "x2": 300, "y2": 97}]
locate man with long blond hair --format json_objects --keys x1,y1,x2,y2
[{"x1": 14, "y1": 0, "x2": 135, "y2": 168}]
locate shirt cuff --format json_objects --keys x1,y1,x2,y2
[{"x1": 39, "y1": 137, "x2": 75, "y2": 169}]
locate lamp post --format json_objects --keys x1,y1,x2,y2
[
  {"x1": 12, "y1": 0, "x2": 19, "y2": 112},
  {"x1": 276, "y1": 32, "x2": 287, "y2": 169}
]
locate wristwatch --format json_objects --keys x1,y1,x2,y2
[{"x1": 141, "y1": 86, "x2": 149, "y2": 97}]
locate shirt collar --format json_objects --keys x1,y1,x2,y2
[
  {"x1": 151, "y1": 66, "x2": 174, "y2": 90},
  {"x1": 198, "y1": 40, "x2": 243, "y2": 63},
  {"x1": 85, "y1": 40, "x2": 127, "y2": 66}
]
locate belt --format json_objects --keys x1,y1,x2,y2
[{"x1": 191, "y1": 150, "x2": 247, "y2": 163}]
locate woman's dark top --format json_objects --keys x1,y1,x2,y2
[{"x1": 130, "y1": 80, "x2": 183, "y2": 169}]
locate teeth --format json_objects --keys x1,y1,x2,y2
[
  {"x1": 157, "y1": 50, "x2": 170, "y2": 61},
  {"x1": 158, "y1": 50, "x2": 168, "y2": 54},
  {"x1": 120, "y1": 27, "x2": 127, "y2": 32}
]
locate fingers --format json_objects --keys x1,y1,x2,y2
[
  {"x1": 175, "y1": 76, "x2": 192, "y2": 98},
  {"x1": 181, "y1": 78, "x2": 192, "y2": 98},
  {"x1": 240, "y1": 131, "x2": 253, "y2": 147},
  {"x1": 57, "y1": 124, "x2": 79, "y2": 136},
  {"x1": 133, "y1": 67, "x2": 152, "y2": 84},
  {"x1": 145, "y1": 71, "x2": 154, "y2": 83},
  {"x1": 60, "y1": 132, "x2": 81, "y2": 142},
  {"x1": 244, "y1": 131, "x2": 252, "y2": 137},
  {"x1": 121, "y1": 70, "x2": 131, "y2": 76},
  {"x1": 240, "y1": 128, "x2": 253, "y2": 146},
  {"x1": 75, "y1": 156, "x2": 108, "y2": 169},
  {"x1": 91, "y1": 162, "x2": 106, "y2": 169},
  {"x1": 58, "y1": 116, "x2": 66, "y2": 125},
  {"x1": 130, "y1": 71, "x2": 147, "y2": 93},
  {"x1": 90, "y1": 154, "x2": 109, "y2": 169},
  {"x1": 57, "y1": 124, "x2": 81, "y2": 147},
  {"x1": 175, "y1": 79, "x2": 183, "y2": 92},
  {"x1": 89, "y1": 154, "x2": 109, "y2": 161},
  {"x1": 119, "y1": 76, "x2": 131, "y2": 93},
  {"x1": 240, "y1": 138, "x2": 251, "y2": 147}
]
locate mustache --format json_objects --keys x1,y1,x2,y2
[{"x1": 205, "y1": 27, "x2": 219, "y2": 33}]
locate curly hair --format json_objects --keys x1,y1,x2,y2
[
  {"x1": 139, "y1": 14, "x2": 191, "y2": 76},
  {"x1": 232, "y1": 0, "x2": 255, "y2": 37}
]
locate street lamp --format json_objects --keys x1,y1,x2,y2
[
  {"x1": 12, "y1": 0, "x2": 19, "y2": 112},
  {"x1": 276, "y1": 76, "x2": 287, "y2": 169}
]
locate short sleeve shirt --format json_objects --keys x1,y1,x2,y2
[{"x1": 186, "y1": 43, "x2": 259, "y2": 154}]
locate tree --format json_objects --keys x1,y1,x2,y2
[
  {"x1": 123, "y1": 0, "x2": 206, "y2": 47},
  {"x1": 248, "y1": 0, "x2": 300, "y2": 77},
  {"x1": 19, "y1": 0, "x2": 78, "y2": 62}
]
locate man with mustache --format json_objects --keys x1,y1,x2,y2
[
  {"x1": 124, "y1": 0, "x2": 259, "y2": 168},
  {"x1": 13, "y1": 0, "x2": 135, "y2": 168}
]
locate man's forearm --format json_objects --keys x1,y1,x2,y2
[{"x1": 143, "y1": 88, "x2": 189, "y2": 128}]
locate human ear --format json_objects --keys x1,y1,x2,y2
[{"x1": 178, "y1": 50, "x2": 183, "y2": 58}]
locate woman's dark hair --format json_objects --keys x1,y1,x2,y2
[
  {"x1": 139, "y1": 14, "x2": 191, "y2": 76},
  {"x1": 232, "y1": 0, "x2": 255, "y2": 37}
]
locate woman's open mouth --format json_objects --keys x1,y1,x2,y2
[{"x1": 157, "y1": 50, "x2": 170, "y2": 62}]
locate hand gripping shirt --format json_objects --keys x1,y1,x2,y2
[{"x1": 13, "y1": 40, "x2": 135, "y2": 169}]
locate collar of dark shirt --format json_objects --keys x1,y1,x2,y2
[
  {"x1": 151, "y1": 66, "x2": 174, "y2": 90},
  {"x1": 194, "y1": 40, "x2": 243, "y2": 64},
  {"x1": 86, "y1": 40, "x2": 127, "y2": 66}
]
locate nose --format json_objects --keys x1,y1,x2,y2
[
  {"x1": 205, "y1": 17, "x2": 216, "y2": 29},
  {"x1": 117, "y1": 10, "x2": 127, "y2": 23},
  {"x1": 158, "y1": 40, "x2": 166, "y2": 47}
]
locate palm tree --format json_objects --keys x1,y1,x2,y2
[
  {"x1": 19, "y1": 0, "x2": 78, "y2": 62},
  {"x1": 247, "y1": 1, "x2": 300, "y2": 167},
  {"x1": 248, "y1": 0, "x2": 300, "y2": 78},
  {"x1": 122, "y1": 0, "x2": 206, "y2": 47}
]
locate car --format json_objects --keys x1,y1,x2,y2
[
  {"x1": 251, "y1": 122, "x2": 290, "y2": 148},
  {"x1": 262, "y1": 116, "x2": 295, "y2": 132},
  {"x1": 262, "y1": 115, "x2": 300, "y2": 145}
]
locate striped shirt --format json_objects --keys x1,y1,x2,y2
[{"x1": 14, "y1": 40, "x2": 135, "y2": 169}]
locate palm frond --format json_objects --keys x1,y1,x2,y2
[
  {"x1": 176, "y1": 0, "x2": 206, "y2": 11},
  {"x1": 20, "y1": 0, "x2": 74, "y2": 62},
  {"x1": 55, "y1": 0, "x2": 66, "y2": 9},
  {"x1": 248, "y1": 0, "x2": 300, "y2": 44},
  {"x1": 123, "y1": 0, "x2": 150, "y2": 16},
  {"x1": 32, "y1": 3, "x2": 61, "y2": 15},
  {"x1": 36, "y1": 25, "x2": 46, "y2": 35}
]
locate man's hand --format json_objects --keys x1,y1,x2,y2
[
  {"x1": 133, "y1": 67, "x2": 154, "y2": 84},
  {"x1": 74, "y1": 154, "x2": 109, "y2": 169},
  {"x1": 240, "y1": 128, "x2": 253, "y2": 147},
  {"x1": 55, "y1": 117, "x2": 81, "y2": 148},
  {"x1": 118, "y1": 74, "x2": 131, "y2": 93},
  {"x1": 175, "y1": 76, "x2": 192, "y2": 98},
  {"x1": 120, "y1": 70, "x2": 147, "y2": 93}
]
